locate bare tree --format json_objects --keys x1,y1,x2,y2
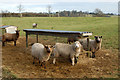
[
  {"x1": 1, "y1": 10, "x2": 11, "y2": 17},
  {"x1": 94, "y1": 8, "x2": 104, "y2": 17},
  {"x1": 47, "y1": 5, "x2": 52, "y2": 17},
  {"x1": 1, "y1": 10, "x2": 9, "y2": 13},
  {"x1": 17, "y1": 4, "x2": 24, "y2": 17}
]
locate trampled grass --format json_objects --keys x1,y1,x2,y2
[{"x1": 2, "y1": 17, "x2": 118, "y2": 49}]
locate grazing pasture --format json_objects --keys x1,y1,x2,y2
[
  {"x1": 2, "y1": 17, "x2": 118, "y2": 49},
  {"x1": 2, "y1": 17, "x2": 118, "y2": 78}
]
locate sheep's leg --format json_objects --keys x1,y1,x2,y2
[
  {"x1": 92, "y1": 52, "x2": 95, "y2": 58},
  {"x1": 69, "y1": 41, "x2": 71, "y2": 44},
  {"x1": 43, "y1": 62, "x2": 46, "y2": 69},
  {"x1": 2, "y1": 42, "x2": 5, "y2": 46},
  {"x1": 71, "y1": 57, "x2": 75, "y2": 66},
  {"x1": 53, "y1": 50, "x2": 59, "y2": 64},
  {"x1": 40, "y1": 62, "x2": 42, "y2": 66},
  {"x1": 53, "y1": 58, "x2": 56, "y2": 64},
  {"x1": 40, "y1": 62, "x2": 45, "y2": 67},
  {"x1": 75, "y1": 56, "x2": 78, "y2": 64},
  {"x1": 69, "y1": 57, "x2": 72, "y2": 63},
  {"x1": 14, "y1": 41, "x2": 16, "y2": 46},
  {"x1": 33, "y1": 57, "x2": 36, "y2": 64},
  {"x1": 67, "y1": 40, "x2": 71, "y2": 44}
]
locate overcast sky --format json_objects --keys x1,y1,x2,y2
[{"x1": 0, "y1": 0, "x2": 119, "y2": 14}]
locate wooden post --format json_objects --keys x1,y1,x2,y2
[
  {"x1": 87, "y1": 38, "x2": 89, "y2": 51},
  {"x1": 26, "y1": 32, "x2": 28, "y2": 47},
  {"x1": 87, "y1": 37, "x2": 92, "y2": 57},
  {"x1": 36, "y1": 34, "x2": 38, "y2": 43},
  {"x1": 56, "y1": 37, "x2": 58, "y2": 42}
]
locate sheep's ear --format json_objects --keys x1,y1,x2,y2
[
  {"x1": 100, "y1": 36, "x2": 102, "y2": 38},
  {"x1": 50, "y1": 45, "x2": 53, "y2": 48},
  {"x1": 44, "y1": 45, "x2": 48, "y2": 48},
  {"x1": 94, "y1": 36, "x2": 97, "y2": 38}
]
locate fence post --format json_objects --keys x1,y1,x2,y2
[
  {"x1": 36, "y1": 34, "x2": 38, "y2": 43},
  {"x1": 26, "y1": 32, "x2": 28, "y2": 47},
  {"x1": 87, "y1": 37, "x2": 89, "y2": 51}
]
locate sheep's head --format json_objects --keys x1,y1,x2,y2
[
  {"x1": 74, "y1": 41, "x2": 81, "y2": 49},
  {"x1": 44, "y1": 45, "x2": 53, "y2": 53},
  {"x1": 15, "y1": 30, "x2": 20, "y2": 38},
  {"x1": 33, "y1": 23, "x2": 37, "y2": 26},
  {"x1": 94, "y1": 36, "x2": 102, "y2": 43},
  {"x1": 73, "y1": 41, "x2": 81, "y2": 64},
  {"x1": 16, "y1": 30, "x2": 20, "y2": 34}
]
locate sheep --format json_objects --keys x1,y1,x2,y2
[
  {"x1": 32, "y1": 23, "x2": 37, "y2": 28},
  {"x1": 31, "y1": 43, "x2": 53, "y2": 67},
  {"x1": 79, "y1": 36, "x2": 102, "y2": 58},
  {"x1": 53, "y1": 41, "x2": 82, "y2": 66},
  {"x1": 67, "y1": 36, "x2": 81, "y2": 44},
  {"x1": 2, "y1": 30, "x2": 20, "y2": 46}
]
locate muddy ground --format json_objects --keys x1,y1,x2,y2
[{"x1": 2, "y1": 37, "x2": 119, "y2": 78}]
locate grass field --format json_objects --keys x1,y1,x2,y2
[{"x1": 2, "y1": 17, "x2": 118, "y2": 49}]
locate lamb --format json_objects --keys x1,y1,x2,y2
[
  {"x1": 2, "y1": 30, "x2": 20, "y2": 46},
  {"x1": 32, "y1": 23, "x2": 37, "y2": 28},
  {"x1": 31, "y1": 43, "x2": 53, "y2": 66},
  {"x1": 67, "y1": 36, "x2": 81, "y2": 44},
  {"x1": 53, "y1": 41, "x2": 82, "y2": 66},
  {"x1": 79, "y1": 36, "x2": 102, "y2": 58}
]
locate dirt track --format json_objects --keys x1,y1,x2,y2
[{"x1": 2, "y1": 37, "x2": 118, "y2": 78}]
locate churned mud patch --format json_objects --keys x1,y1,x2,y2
[{"x1": 2, "y1": 37, "x2": 118, "y2": 78}]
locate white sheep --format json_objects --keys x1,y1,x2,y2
[
  {"x1": 31, "y1": 43, "x2": 53, "y2": 66},
  {"x1": 79, "y1": 36, "x2": 102, "y2": 58},
  {"x1": 32, "y1": 23, "x2": 37, "y2": 28},
  {"x1": 53, "y1": 41, "x2": 82, "y2": 66}
]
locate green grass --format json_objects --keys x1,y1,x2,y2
[
  {"x1": 2, "y1": 68, "x2": 17, "y2": 78},
  {"x1": 2, "y1": 17, "x2": 118, "y2": 49}
]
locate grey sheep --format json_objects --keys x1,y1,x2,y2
[
  {"x1": 79, "y1": 36, "x2": 102, "y2": 58},
  {"x1": 31, "y1": 43, "x2": 53, "y2": 66},
  {"x1": 53, "y1": 41, "x2": 82, "y2": 66}
]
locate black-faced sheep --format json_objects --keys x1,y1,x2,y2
[
  {"x1": 32, "y1": 23, "x2": 37, "y2": 28},
  {"x1": 67, "y1": 36, "x2": 81, "y2": 44},
  {"x1": 79, "y1": 36, "x2": 102, "y2": 58},
  {"x1": 53, "y1": 41, "x2": 82, "y2": 66},
  {"x1": 31, "y1": 43, "x2": 53, "y2": 67},
  {"x1": 2, "y1": 30, "x2": 20, "y2": 46}
]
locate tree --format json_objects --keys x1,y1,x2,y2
[
  {"x1": 17, "y1": 4, "x2": 24, "y2": 17},
  {"x1": 94, "y1": 8, "x2": 104, "y2": 17},
  {"x1": 1, "y1": 10, "x2": 11, "y2": 17},
  {"x1": 1, "y1": 10, "x2": 9, "y2": 13},
  {"x1": 46, "y1": 5, "x2": 52, "y2": 17}
]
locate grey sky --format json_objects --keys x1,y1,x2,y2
[{"x1": 0, "y1": 0, "x2": 118, "y2": 14}]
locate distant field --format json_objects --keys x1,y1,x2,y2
[{"x1": 2, "y1": 17, "x2": 118, "y2": 49}]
